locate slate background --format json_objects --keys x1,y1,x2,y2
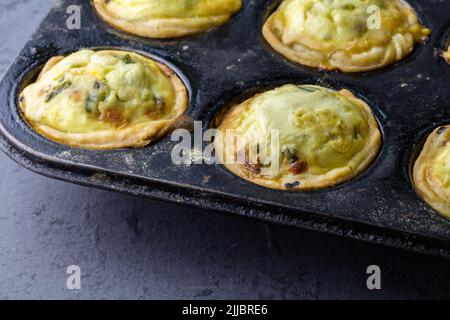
[{"x1": 0, "y1": 0, "x2": 449, "y2": 300}]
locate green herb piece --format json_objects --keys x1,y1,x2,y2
[
  {"x1": 85, "y1": 94, "x2": 97, "y2": 113},
  {"x1": 285, "y1": 181, "x2": 300, "y2": 189},
  {"x1": 93, "y1": 80, "x2": 102, "y2": 90},
  {"x1": 119, "y1": 54, "x2": 134, "y2": 64},
  {"x1": 298, "y1": 86, "x2": 319, "y2": 93},
  {"x1": 45, "y1": 80, "x2": 72, "y2": 103},
  {"x1": 282, "y1": 146, "x2": 298, "y2": 162},
  {"x1": 85, "y1": 81, "x2": 107, "y2": 113}
]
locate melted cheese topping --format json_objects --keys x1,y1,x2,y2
[
  {"x1": 215, "y1": 85, "x2": 381, "y2": 189},
  {"x1": 414, "y1": 126, "x2": 450, "y2": 218},
  {"x1": 104, "y1": 0, "x2": 242, "y2": 20},
  {"x1": 264, "y1": 0, "x2": 430, "y2": 71},
  {"x1": 20, "y1": 50, "x2": 177, "y2": 134}
]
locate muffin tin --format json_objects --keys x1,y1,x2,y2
[{"x1": 1, "y1": 0, "x2": 450, "y2": 257}]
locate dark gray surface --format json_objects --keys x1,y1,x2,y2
[{"x1": 0, "y1": 0, "x2": 449, "y2": 300}]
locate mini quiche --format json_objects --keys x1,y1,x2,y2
[
  {"x1": 413, "y1": 126, "x2": 450, "y2": 218},
  {"x1": 263, "y1": 0, "x2": 430, "y2": 72},
  {"x1": 93, "y1": 0, "x2": 243, "y2": 38},
  {"x1": 214, "y1": 85, "x2": 381, "y2": 190},
  {"x1": 19, "y1": 49, "x2": 188, "y2": 149}
]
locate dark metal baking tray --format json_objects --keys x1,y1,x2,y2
[{"x1": 1, "y1": 0, "x2": 450, "y2": 257}]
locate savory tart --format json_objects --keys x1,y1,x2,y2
[
  {"x1": 19, "y1": 49, "x2": 188, "y2": 149},
  {"x1": 93, "y1": 0, "x2": 243, "y2": 38},
  {"x1": 214, "y1": 85, "x2": 382, "y2": 190},
  {"x1": 263, "y1": 0, "x2": 430, "y2": 72},
  {"x1": 413, "y1": 126, "x2": 450, "y2": 218}
]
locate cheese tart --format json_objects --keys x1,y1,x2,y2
[
  {"x1": 93, "y1": 0, "x2": 243, "y2": 38},
  {"x1": 214, "y1": 84, "x2": 382, "y2": 190},
  {"x1": 263, "y1": 0, "x2": 430, "y2": 72},
  {"x1": 19, "y1": 49, "x2": 188, "y2": 149},
  {"x1": 413, "y1": 126, "x2": 450, "y2": 218}
]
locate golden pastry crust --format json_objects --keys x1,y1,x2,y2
[
  {"x1": 413, "y1": 126, "x2": 450, "y2": 218},
  {"x1": 263, "y1": 0, "x2": 430, "y2": 72},
  {"x1": 445, "y1": 44, "x2": 450, "y2": 64},
  {"x1": 19, "y1": 50, "x2": 189, "y2": 150},
  {"x1": 93, "y1": 0, "x2": 243, "y2": 38},
  {"x1": 214, "y1": 85, "x2": 382, "y2": 190}
]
